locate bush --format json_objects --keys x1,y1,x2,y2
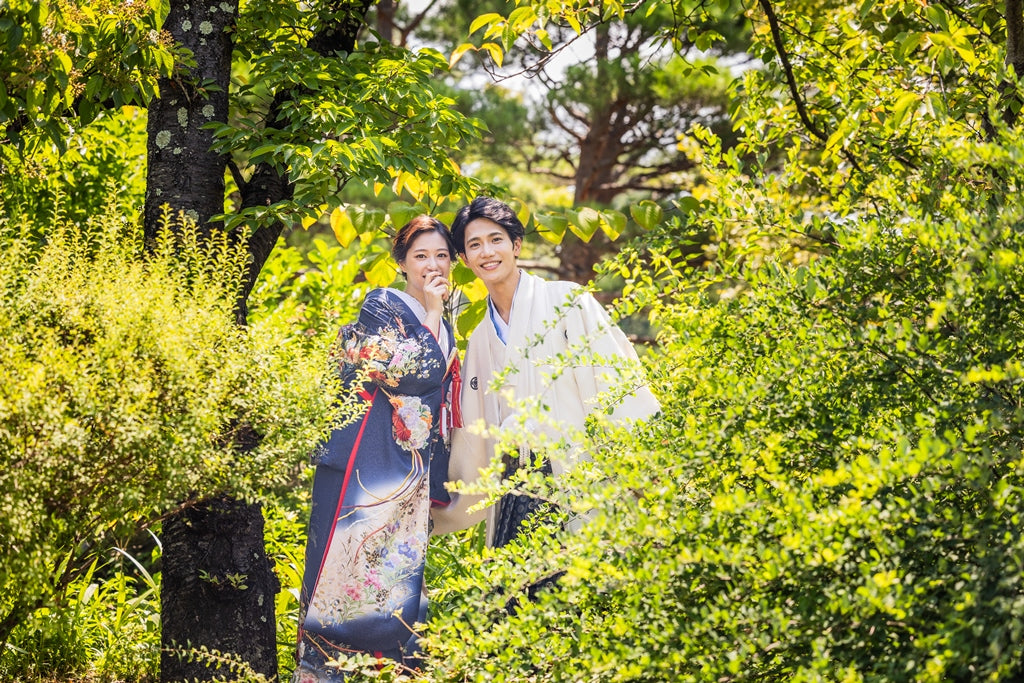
[
  {"x1": 417, "y1": 131, "x2": 1024, "y2": 681},
  {"x1": 1, "y1": 544, "x2": 162, "y2": 681},
  {"x1": 0, "y1": 208, "x2": 337, "y2": 659}
]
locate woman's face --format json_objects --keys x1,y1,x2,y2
[{"x1": 400, "y1": 230, "x2": 452, "y2": 300}]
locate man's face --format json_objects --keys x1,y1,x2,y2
[{"x1": 461, "y1": 218, "x2": 521, "y2": 289}]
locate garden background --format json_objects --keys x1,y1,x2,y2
[{"x1": 2, "y1": 0, "x2": 1024, "y2": 681}]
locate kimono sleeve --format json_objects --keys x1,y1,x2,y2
[
  {"x1": 331, "y1": 290, "x2": 429, "y2": 392},
  {"x1": 429, "y1": 426, "x2": 490, "y2": 535},
  {"x1": 564, "y1": 290, "x2": 660, "y2": 424}
]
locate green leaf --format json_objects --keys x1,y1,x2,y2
[
  {"x1": 364, "y1": 252, "x2": 398, "y2": 287},
  {"x1": 536, "y1": 28, "x2": 552, "y2": 51},
  {"x1": 891, "y1": 92, "x2": 920, "y2": 129},
  {"x1": 631, "y1": 200, "x2": 664, "y2": 230},
  {"x1": 925, "y1": 4, "x2": 950, "y2": 32},
  {"x1": 469, "y1": 13, "x2": 503, "y2": 35},
  {"x1": 569, "y1": 207, "x2": 600, "y2": 242},
  {"x1": 387, "y1": 201, "x2": 420, "y2": 231},
  {"x1": 600, "y1": 209, "x2": 627, "y2": 240},
  {"x1": 508, "y1": 198, "x2": 531, "y2": 233},
  {"x1": 507, "y1": 6, "x2": 537, "y2": 30},
  {"x1": 330, "y1": 208, "x2": 356, "y2": 246},
  {"x1": 248, "y1": 144, "x2": 280, "y2": 164},
  {"x1": 457, "y1": 299, "x2": 487, "y2": 338},
  {"x1": 452, "y1": 261, "x2": 478, "y2": 286},
  {"x1": 346, "y1": 205, "x2": 387, "y2": 235},
  {"x1": 449, "y1": 43, "x2": 475, "y2": 68},
  {"x1": 535, "y1": 212, "x2": 568, "y2": 244},
  {"x1": 481, "y1": 42, "x2": 504, "y2": 68}
]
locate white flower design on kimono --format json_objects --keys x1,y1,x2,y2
[{"x1": 389, "y1": 394, "x2": 432, "y2": 451}]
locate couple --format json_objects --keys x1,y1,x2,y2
[{"x1": 293, "y1": 197, "x2": 660, "y2": 681}]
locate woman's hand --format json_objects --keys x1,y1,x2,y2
[
  {"x1": 422, "y1": 271, "x2": 450, "y2": 314},
  {"x1": 422, "y1": 271, "x2": 449, "y2": 339}
]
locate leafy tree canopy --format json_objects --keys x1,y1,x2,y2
[{"x1": 0, "y1": 0, "x2": 176, "y2": 152}]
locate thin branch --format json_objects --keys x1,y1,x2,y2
[
  {"x1": 757, "y1": 0, "x2": 826, "y2": 142},
  {"x1": 398, "y1": 0, "x2": 441, "y2": 45},
  {"x1": 758, "y1": 0, "x2": 864, "y2": 173}
]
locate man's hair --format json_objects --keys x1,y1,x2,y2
[{"x1": 450, "y1": 196, "x2": 526, "y2": 255}]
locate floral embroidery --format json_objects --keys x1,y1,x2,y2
[
  {"x1": 331, "y1": 322, "x2": 436, "y2": 388},
  {"x1": 389, "y1": 394, "x2": 432, "y2": 451}
]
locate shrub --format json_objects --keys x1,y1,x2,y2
[
  {"x1": 418, "y1": 133, "x2": 1024, "y2": 681},
  {"x1": 0, "y1": 208, "x2": 337, "y2": 656}
]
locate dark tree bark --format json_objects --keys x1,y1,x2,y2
[
  {"x1": 144, "y1": 0, "x2": 235, "y2": 241},
  {"x1": 1007, "y1": 0, "x2": 1024, "y2": 80},
  {"x1": 160, "y1": 496, "x2": 279, "y2": 681},
  {"x1": 144, "y1": 1, "x2": 374, "y2": 679},
  {"x1": 1003, "y1": 0, "x2": 1024, "y2": 128}
]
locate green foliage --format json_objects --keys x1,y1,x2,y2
[
  {"x1": 0, "y1": 106, "x2": 149, "y2": 230},
  {"x1": 263, "y1": 495, "x2": 311, "y2": 680},
  {"x1": 408, "y1": 2, "x2": 1024, "y2": 682},
  {"x1": 5, "y1": 2, "x2": 1024, "y2": 682},
  {"x1": 0, "y1": 205, "x2": 338, "y2": 649},
  {"x1": 0, "y1": 0, "x2": 177, "y2": 151},
  {"x1": 443, "y1": 0, "x2": 749, "y2": 263},
  {"x1": 732, "y1": 0, "x2": 1011, "y2": 215},
  {"x1": 216, "y1": 1, "x2": 487, "y2": 234},
  {"x1": 248, "y1": 236, "x2": 372, "y2": 343},
  {"x1": 418, "y1": 135, "x2": 1024, "y2": 682},
  {"x1": 1, "y1": 543, "x2": 161, "y2": 681}
]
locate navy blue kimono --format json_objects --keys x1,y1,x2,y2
[{"x1": 294, "y1": 289, "x2": 458, "y2": 680}]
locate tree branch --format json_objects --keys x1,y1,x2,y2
[
  {"x1": 758, "y1": 0, "x2": 863, "y2": 173},
  {"x1": 757, "y1": 0, "x2": 826, "y2": 142}
]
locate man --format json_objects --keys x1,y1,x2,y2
[{"x1": 431, "y1": 197, "x2": 659, "y2": 545}]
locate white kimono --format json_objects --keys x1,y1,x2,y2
[{"x1": 431, "y1": 271, "x2": 660, "y2": 542}]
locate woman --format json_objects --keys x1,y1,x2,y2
[{"x1": 293, "y1": 216, "x2": 461, "y2": 681}]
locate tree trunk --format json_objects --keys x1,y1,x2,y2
[
  {"x1": 1007, "y1": 0, "x2": 1024, "y2": 80},
  {"x1": 144, "y1": 0, "x2": 235, "y2": 241},
  {"x1": 560, "y1": 24, "x2": 621, "y2": 285},
  {"x1": 146, "y1": 2, "x2": 373, "y2": 678},
  {"x1": 376, "y1": 0, "x2": 397, "y2": 44},
  {"x1": 160, "y1": 496, "x2": 280, "y2": 681},
  {"x1": 1003, "y1": 0, "x2": 1024, "y2": 128},
  {"x1": 143, "y1": 2, "x2": 281, "y2": 681}
]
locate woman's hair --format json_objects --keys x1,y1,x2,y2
[
  {"x1": 391, "y1": 216, "x2": 456, "y2": 276},
  {"x1": 450, "y1": 196, "x2": 526, "y2": 255}
]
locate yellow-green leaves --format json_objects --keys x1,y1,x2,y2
[
  {"x1": 328, "y1": 207, "x2": 355, "y2": 247},
  {"x1": 564, "y1": 206, "x2": 628, "y2": 242},
  {"x1": 534, "y1": 211, "x2": 569, "y2": 244},
  {"x1": 0, "y1": 212, "x2": 335, "y2": 652}
]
